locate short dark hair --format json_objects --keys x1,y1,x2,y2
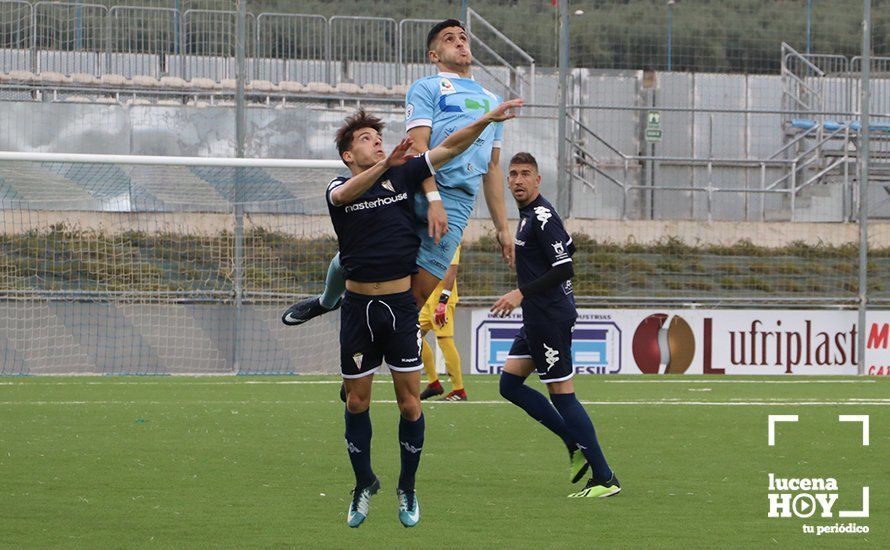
[
  {"x1": 509, "y1": 152, "x2": 538, "y2": 171},
  {"x1": 427, "y1": 19, "x2": 465, "y2": 51},
  {"x1": 335, "y1": 109, "x2": 385, "y2": 158}
]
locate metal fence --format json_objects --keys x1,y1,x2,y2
[{"x1": 0, "y1": 0, "x2": 534, "y2": 92}]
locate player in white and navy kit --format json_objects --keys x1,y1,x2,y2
[
  {"x1": 328, "y1": 103, "x2": 521, "y2": 528},
  {"x1": 491, "y1": 153, "x2": 621, "y2": 499}
]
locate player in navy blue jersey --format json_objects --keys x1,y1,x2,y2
[
  {"x1": 326, "y1": 100, "x2": 522, "y2": 528},
  {"x1": 491, "y1": 152, "x2": 621, "y2": 499}
]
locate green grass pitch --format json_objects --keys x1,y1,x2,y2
[{"x1": 1, "y1": 376, "x2": 887, "y2": 548}]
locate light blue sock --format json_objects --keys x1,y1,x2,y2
[{"x1": 319, "y1": 253, "x2": 346, "y2": 309}]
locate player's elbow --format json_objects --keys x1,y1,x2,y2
[
  {"x1": 330, "y1": 188, "x2": 346, "y2": 206},
  {"x1": 563, "y1": 262, "x2": 575, "y2": 280}
]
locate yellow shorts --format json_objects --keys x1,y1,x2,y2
[{"x1": 419, "y1": 300, "x2": 456, "y2": 338}]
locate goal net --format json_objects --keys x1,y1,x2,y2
[{"x1": 0, "y1": 152, "x2": 346, "y2": 375}]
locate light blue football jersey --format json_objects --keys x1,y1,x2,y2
[{"x1": 405, "y1": 72, "x2": 504, "y2": 202}]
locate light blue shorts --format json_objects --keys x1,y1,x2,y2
[
  {"x1": 413, "y1": 181, "x2": 476, "y2": 279},
  {"x1": 414, "y1": 223, "x2": 463, "y2": 280}
]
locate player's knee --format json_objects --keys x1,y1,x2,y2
[
  {"x1": 499, "y1": 371, "x2": 524, "y2": 400},
  {"x1": 396, "y1": 395, "x2": 422, "y2": 421},
  {"x1": 346, "y1": 388, "x2": 371, "y2": 413}
]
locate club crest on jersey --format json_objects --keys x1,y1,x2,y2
[
  {"x1": 439, "y1": 78, "x2": 456, "y2": 95},
  {"x1": 381, "y1": 180, "x2": 395, "y2": 193},
  {"x1": 534, "y1": 206, "x2": 552, "y2": 228}
]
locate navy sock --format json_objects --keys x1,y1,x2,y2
[
  {"x1": 398, "y1": 414, "x2": 425, "y2": 492},
  {"x1": 344, "y1": 408, "x2": 375, "y2": 488},
  {"x1": 499, "y1": 372, "x2": 576, "y2": 452},
  {"x1": 550, "y1": 393, "x2": 613, "y2": 483},
  {"x1": 319, "y1": 253, "x2": 346, "y2": 309}
]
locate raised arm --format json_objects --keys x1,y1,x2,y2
[
  {"x1": 329, "y1": 137, "x2": 414, "y2": 206},
  {"x1": 426, "y1": 99, "x2": 523, "y2": 170}
]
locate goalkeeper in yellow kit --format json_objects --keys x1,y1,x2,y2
[{"x1": 419, "y1": 246, "x2": 466, "y2": 401}]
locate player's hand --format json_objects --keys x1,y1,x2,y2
[
  {"x1": 427, "y1": 199, "x2": 448, "y2": 245},
  {"x1": 496, "y1": 229, "x2": 515, "y2": 268},
  {"x1": 433, "y1": 302, "x2": 448, "y2": 327},
  {"x1": 491, "y1": 289, "x2": 523, "y2": 318},
  {"x1": 485, "y1": 98, "x2": 524, "y2": 123},
  {"x1": 384, "y1": 136, "x2": 415, "y2": 168}
]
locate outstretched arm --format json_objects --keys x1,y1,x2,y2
[
  {"x1": 329, "y1": 137, "x2": 414, "y2": 206},
  {"x1": 426, "y1": 99, "x2": 523, "y2": 170}
]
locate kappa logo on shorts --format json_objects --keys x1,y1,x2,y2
[{"x1": 543, "y1": 342, "x2": 560, "y2": 372}]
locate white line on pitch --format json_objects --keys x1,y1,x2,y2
[
  {"x1": 0, "y1": 378, "x2": 879, "y2": 386},
  {"x1": 603, "y1": 380, "x2": 876, "y2": 384},
  {"x1": 1, "y1": 400, "x2": 890, "y2": 406}
]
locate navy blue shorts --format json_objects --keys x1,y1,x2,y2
[
  {"x1": 508, "y1": 321, "x2": 575, "y2": 384},
  {"x1": 339, "y1": 290, "x2": 423, "y2": 379}
]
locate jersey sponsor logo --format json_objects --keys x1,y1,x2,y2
[
  {"x1": 344, "y1": 192, "x2": 408, "y2": 213},
  {"x1": 381, "y1": 180, "x2": 395, "y2": 193},
  {"x1": 438, "y1": 95, "x2": 462, "y2": 113},
  {"x1": 406, "y1": 103, "x2": 414, "y2": 118},
  {"x1": 543, "y1": 342, "x2": 560, "y2": 372},
  {"x1": 534, "y1": 206, "x2": 552, "y2": 229},
  {"x1": 465, "y1": 97, "x2": 490, "y2": 113},
  {"x1": 439, "y1": 77, "x2": 456, "y2": 95}
]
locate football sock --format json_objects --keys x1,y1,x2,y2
[
  {"x1": 438, "y1": 337, "x2": 463, "y2": 391},
  {"x1": 319, "y1": 253, "x2": 346, "y2": 309},
  {"x1": 421, "y1": 339, "x2": 439, "y2": 384},
  {"x1": 398, "y1": 413, "x2": 425, "y2": 492},
  {"x1": 550, "y1": 393, "x2": 614, "y2": 483},
  {"x1": 499, "y1": 372, "x2": 575, "y2": 452},
  {"x1": 344, "y1": 407, "x2": 375, "y2": 487}
]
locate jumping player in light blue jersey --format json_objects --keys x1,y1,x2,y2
[
  {"x1": 403, "y1": 19, "x2": 512, "y2": 299},
  {"x1": 283, "y1": 19, "x2": 513, "y2": 337}
]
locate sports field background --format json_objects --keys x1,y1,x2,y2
[{"x1": 1, "y1": 376, "x2": 886, "y2": 548}]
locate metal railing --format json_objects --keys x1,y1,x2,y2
[
  {"x1": 255, "y1": 12, "x2": 327, "y2": 84},
  {"x1": 565, "y1": 110, "x2": 873, "y2": 222},
  {"x1": 0, "y1": 1, "x2": 536, "y2": 94},
  {"x1": 466, "y1": 7, "x2": 534, "y2": 101}
]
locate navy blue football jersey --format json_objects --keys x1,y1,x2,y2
[
  {"x1": 326, "y1": 153, "x2": 435, "y2": 283},
  {"x1": 514, "y1": 194, "x2": 577, "y2": 323}
]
